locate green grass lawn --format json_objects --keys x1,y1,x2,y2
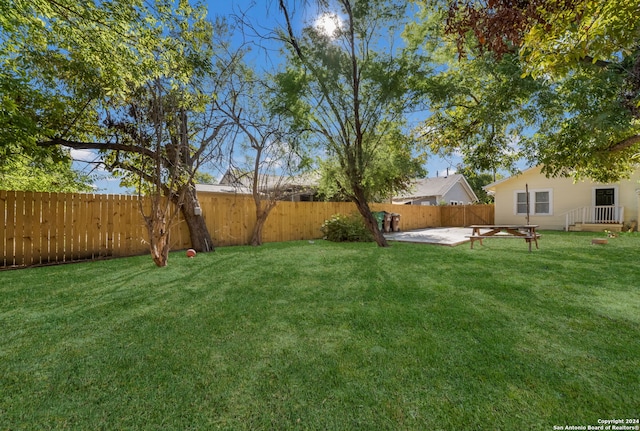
[{"x1": 1, "y1": 231, "x2": 639, "y2": 430}]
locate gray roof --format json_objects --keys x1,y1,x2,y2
[
  {"x1": 196, "y1": 168, "x2": 319, "y2": 196},
  {"x1": 219, "y1": 168, "x2": 318, "y2": 190},
  {"x1": 195, "y1": 183, "x2": 252, "y2": 194},
  {"x1": 394, "y1": 174, "x2": 478, "y2": 201}
]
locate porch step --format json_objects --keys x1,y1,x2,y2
[{"x1": 568, "y1": 223, "x2": 623, "y2": 233}]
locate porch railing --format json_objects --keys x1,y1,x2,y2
[{"x1": 564, "y1": 206, "x2": 624, "y2": 231}]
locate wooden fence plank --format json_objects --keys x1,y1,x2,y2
[
  {"x1": 90, "y1": 194, "x2": 100, "y2": 257},
  {"x1": 97, "y1": 194, "x2": 109, "y2": 257},
  {"x1": 62, "y1": 193, "x2": 73, "y2": 262},
  {"x1": 104, "y1": 194, "x2": 114, "y2": 256},
  {"x1": 115, "y1": 195, "x2": 124, "y2": 254},
  {"x1": 10, "y1": 190, "x2": 18, "y2": 266},
  {"x1": 136, "y1": 196, "x2": 150, "y2": 254},
  {"x1": 23, "y1": 191, "x2": 35, "y2": 266},
  {"x1": 123, "y1": 195, "x2": 133, "y2": 256},
  {"x1": 72, "y1": 193, "x2": 81, "y2": 260},
  {"x1": 32, "y1": 191, "x2": 43, "y2": 265},
  {"x1": 37, "y1": 192, "x2": 48, "y2": 265},
  {"x1": 50, "y1": 192, "x2": 61, "y2": 263},
  {"x1": 84, "y1": 194, "x2": 95, "y2": 258},
  {"x1": 0, "y1": 190, "x2": 8, "y2": 266},
  {"x1": 14, "y1": 191, "x2": 25, "y2": 266},
  {"x1": 111, "y1": 194, "x2": 121, "y2": 257},
  {"x1": 89, "y1": 194, "x2": 100, "y2": 257},
  {"x1": 78, "y1": 194, "x2": 89, "y2": 259},
  {"x1": 130, "y1": 196, "x2": 151, "y2": 254},
  {"x1": 135, "y1": 196, "x2": 147, "y2": 254},
  {"x1": 85, "y1": 194, "x2": 96, "y2": 258}
]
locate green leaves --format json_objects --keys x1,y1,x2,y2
[
  {"x1": 415, "y1": 49, "x2": 539, "y2": 174},
  {"x1": 521, "y1": 0, "x2": 640, "y2": 79},
  {"x1": 0, "y1": 151, "x2": 94, "y2": 192},
  {"x1": 411, "y1": 0, "x2": 640, "y2": 181},
  {"x1": 1, "y1": 0, "x2": 224, "y2": 192}
]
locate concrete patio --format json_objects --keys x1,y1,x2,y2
[{"x1": 384, "y1": 227, "x2": 472, "y2": 246}]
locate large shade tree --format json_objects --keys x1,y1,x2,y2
[
  {"x1": 437, "y1": 0, "x2": 640, "y2": 182},
  {"x1": 0, "y1": 0, "x2": 150, "y2": 166},
  {"x1": 404, "y1": 6, "x2": 547, "y2": 175},
  {"x1": 0, "y1": 1, "x2": 114, "y2": 191},
  {"x1": 3, "y1": 0, "x2": 244, "y2": 259},
  {"x1": 274, "y1": 0, "x2": 427, "y2": 247}
]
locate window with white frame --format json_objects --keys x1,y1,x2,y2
[{"x1": 514, "y1": 189, "x2": 552, "y2": 215}]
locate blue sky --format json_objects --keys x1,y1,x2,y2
[{"x1": 78, "y1": 0, "x2": 462, "y2": 194}]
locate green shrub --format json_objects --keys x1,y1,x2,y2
[{"x1": 320, "y1": 213, "x2": 374, "y2": 242}]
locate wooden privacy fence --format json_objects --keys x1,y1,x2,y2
[
  {"x1": 1, "y1": 189, "x2": 493, "y2": 268},
  {"x1": 0, "y1": 191, "x2": 191, "y2": 268},
  {"x1": 197, "y1": 192, "x2": 453, "y2": 247}
]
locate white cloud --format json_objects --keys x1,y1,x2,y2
[{"x1": 68, "y1": 148, "x2": 101, "y2": 163}]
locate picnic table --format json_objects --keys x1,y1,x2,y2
[{"x1": 468, "y1": 225, "x2": 540, "y2": 252}]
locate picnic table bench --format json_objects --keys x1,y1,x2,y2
[{"x1": 467, "y1": 225, "x2": 540, "y2": 252}]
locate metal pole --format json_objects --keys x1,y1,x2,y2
[{"x1": 526, "y1": 183, "x2": 530, "y2": 225}]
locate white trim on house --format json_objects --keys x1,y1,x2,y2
[{"x1": 513, "y1": 188, "x2": 553, "y2": 216}]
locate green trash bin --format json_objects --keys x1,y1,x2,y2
[{"x1": 373, "y1": 211, "x2": 385, "y2": 231}]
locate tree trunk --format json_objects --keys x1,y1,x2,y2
[
  {"x1": 179, "y1": 186, "x2": 215, "y2": 252},
  {"x1": 250, "y1": 199, "x2": 276, "y2": 246},
  {"x1": 148, "y1": 230, "x2": 171, "y2": 267},
  {"x1": 352, "y1": 187, "x2": 388, "y2": 247},
  {"x1": 144, "y1": 202, "x2": 172, "y2": 267},
  {"x1": 251, "y1": 211, "x2": 267, "y2": 246}
]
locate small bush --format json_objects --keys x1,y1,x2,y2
[{"x1": 320, "y1": 213, "x2": 374, "y2": 242}]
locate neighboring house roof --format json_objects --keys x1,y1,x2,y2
[
  {"x1": 196, "y1": 168, "x2": 319, "y2": 196},
  {"x1": 195, "y1": 183, "x2": 252, "y2": 194},
  {"x1": 393, "y1": 174, "x2": 479, "y2": 203},
  {"x1": 219, "y1": 168, "x2": 318, "y2": 191}
]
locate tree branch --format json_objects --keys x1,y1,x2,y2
[
  {"x1": 38, "y1": 137, "x2": 159, "y2": 160},
  {"x1": 277, "y1": 0, "x2": 304, "y2": 59},
  {"x1": 609, "y1": 135, "x2": 640, "y2": 152},
  {"x1": 192, "y1": 121, "x2": 227, "y2": 162}
]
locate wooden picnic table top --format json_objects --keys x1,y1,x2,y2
[{"x1": 469, "y1": 224, "x2": 539, "y2": 229}]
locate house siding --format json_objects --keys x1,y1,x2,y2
[
  {"x1": 490, "y1": 166, "x2": 640, "y2": 230},
  {"x1": 445, "y1": 183, "x2": 476, "y2": 205}
]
